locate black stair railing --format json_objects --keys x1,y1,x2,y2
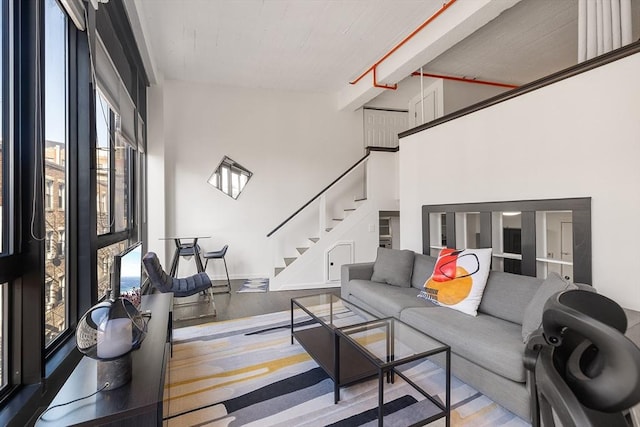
[{"x1": 266, "y1": 146, "x2": 398, "y2": 238}]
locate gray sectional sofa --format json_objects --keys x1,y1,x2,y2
[{"x1": 341, "y1": 249, "x2": 640, "y2": 421}]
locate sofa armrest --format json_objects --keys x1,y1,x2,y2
[
  {"x1": 341, "y1": 262, "x2": 374, "y2": 300},
  {"x1": 342, "y1": 262, "x2": 374, "y2": 282}
]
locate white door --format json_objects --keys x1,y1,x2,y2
[
  {"x1": 327, "y1": 242, "x2": 353, "y2": 282},
  {"x1": 560, "y1": 222, "x2": 573, "y2": 281},
  {"x1": 408, "y1": 79, "x2": 443, "y2": 128},
  {"x1": 414, "y1": 92, "x2": 435, "y2": 125},
  {"x1": 363, "y1": 108, "x2": 408, "y2": 149}
]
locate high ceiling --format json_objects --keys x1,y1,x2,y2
[{"x1": 128, "y1": 0, "x2": 581, "y2": 94}]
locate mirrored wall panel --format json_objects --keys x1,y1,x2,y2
[
  {"x1": 428, "y1": 212, "x2": 446, "y2": 256},
  {"x1": 455, "y1": 212, "x2": 481, "y2": 249},
  {"x1": 536, "y1": 210, "x2": 573, "y2": 281},
  {"x1": 208, "y1": 156, "x2": 253, "y2": 199},
  {"x1": 422, "y1": 198, "x2": 591, "y2": 283},
  {"x1": 491, "y1": 211, "x2": 522, "y2": 274}
]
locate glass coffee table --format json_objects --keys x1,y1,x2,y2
[
  {"x1": 291, "y1": 293, "x2": 379, "y2": 403},
  {"x1": 291, "y1": 293, "x2": 450, "y2": 426},
  {"x1": 337, "y1": 317, "x2": 450, "y2": 427}
]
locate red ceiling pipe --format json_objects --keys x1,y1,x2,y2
[
  {"x1": 349, "y1": 0, "x2": 458, "y2": 88},
  {"x1": 411, "y1": 71, "x2": 519, "y2": 89},
  {"x1": 373, "y1": 67, "x2": 397, "y2": 90}
]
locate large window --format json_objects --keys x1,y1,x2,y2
[
  {"x1": 95, "y1": 90, "x2": 133, "y2": 235},
  {"x1": 114, "y1": 133, "x2": 129, "y2": 232},
  {"x1": 96, "y1": 90, "x2": 112, "y2": 235},
  {"x1": 0, "y1": 0, "x2": 148, "y2": 417},
  {"x1": 0, "y1": 0, "x2": 10, "y2": 395},
  {"x1": 43, "y1": 0, "x2": 68, "y2": 347},
  {"x1": 96, "y1": 240, "x2": 127, "y2": 300},
  {"x1": 0, "y1": 283, "x2": 6, "y2": 390},
  {"x1": 0, "y1": 0, "x2": 5, "y2": 256}
]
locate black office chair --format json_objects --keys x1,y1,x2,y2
[
  {"x1": 201, "y1": 245, "x2": 231, "y2": 294},
  {"x1": 524, "y1": 290, "x2": 640, "y2": 427},
  {"x1": 142, "y1": 252, "x2": 213, "y2": 298}
]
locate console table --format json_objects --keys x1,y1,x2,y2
[{"x1": 36, "y1": 293, "x2": 173, "y2": 427}]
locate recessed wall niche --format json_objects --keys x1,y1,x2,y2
[
  {"x1": 207, "y1": 156, "x2": 253, "y2": 199},
  {"x1": 422, "y1": 198, "x2": 591, "y2": 284}
]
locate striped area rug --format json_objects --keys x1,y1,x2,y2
[{"x1": 164, "y1": 310, "x2": 530, "y2": 426}]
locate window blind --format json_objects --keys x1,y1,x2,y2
[
  {"x1": 95, "y1": 36, "x2": 137, "y2": 148},
  {"x1": 60, "y1": 0, "x2": 86, "y2": 31}
]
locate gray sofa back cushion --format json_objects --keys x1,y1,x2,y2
[
  {"x1": 371, "y1": 247, "x2": 415, "y2": 288},
  {"x1": 520, "y1": 272, "x2": 578, "y2": 342},
  {"x1": 411, "y1": 253, "x2": 437, "y2": 289},
  {"x1": 478, "y1": 271, "x2": 542, "y2": 324}
]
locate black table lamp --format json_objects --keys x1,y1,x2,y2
[{"x1": 76, "y1": 297, "x2": 147, "y2": 390}]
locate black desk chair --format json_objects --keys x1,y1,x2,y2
[
  {"x1": 201, "y1": 245, "x2": 231, "y2": 294},
  {"x1": 143, "y1": 252, "x2": 213, "y2": 299},
  {"x1": 525, "y1": 290, "x2": 640, "y2": 427}
]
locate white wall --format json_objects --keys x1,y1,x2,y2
[
  {"x1": 146, "y1": 80, "x2": 170, "y2": 265},
  {"x1": 399, "y1": 51, "x2": 640, "y2": 311},
  {"x1": 442, "y1": 79, "x2": 509, "y2": 114},
  {"x1": 151, "y1": 80, "x2": 363, "y2": 279}
]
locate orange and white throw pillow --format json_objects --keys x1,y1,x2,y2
[{"x1": 418, "y1": 247, "x2": 492, "y2": 316}]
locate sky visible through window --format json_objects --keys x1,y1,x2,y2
[{"x1": 44, "y1": 0, "x2": 65, "y2": 145}]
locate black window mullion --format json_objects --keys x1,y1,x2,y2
[
  {"x1": 17, "y1": 0, "x2": 45, "y2": 385},
  {"x1": 64, "y1": 15, "x2": 78, "y2": 335},
  {"x1": 108, "y1": 110, "x2": 114, "y2": 234},
  {"x1": 1, "y1": 0, "x2": 10, "y2": 256},
  {"x1": 76, "y1": 11, "x2": 95, "y2": 312}
]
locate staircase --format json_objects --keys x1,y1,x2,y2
[
  {"x1": 267, "y1": 148, "x2": 399, "y2": 290},
  {"x1": 273, "y1": 196, "x2": 367, "y2": 277}
]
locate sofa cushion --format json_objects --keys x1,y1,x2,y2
[
  {"x1": 411, "y1": 253, "x2": 437, "y2": 289},
  {"x1": 401, "y1": 307, "x2": 526, "y2": 383},
  {"x1": 371, "y1": 247, "x2": 415, "y2": 288},
  {"x1": 346, "y1": 280, "x2": 435, "y2": 318},
  {"x1": 478, "y1": 271, "x2": 542, "y2": 324},
  {"x1": 418, "y1": 248, "x2": 492, "y2": 316},
  {"x1": 521, "y1": 272, "x2": 577, "y2": 342}
]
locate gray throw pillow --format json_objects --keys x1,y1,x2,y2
[
  {"x1": 521, "y1": 272, "x2": 577, "y2": 342},
  {"x1": 371, "y1": 247, "x2": 415, "y2": 288}
]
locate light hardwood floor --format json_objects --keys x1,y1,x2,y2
[{"x1": 172, "y1": 279, "x2": 341, "y2": 328}]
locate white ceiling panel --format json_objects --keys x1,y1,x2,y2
[
  {"x1": 135, "y1": 0, "x2": 445, "y2": 92},
  {"x1": 424, "y1": 0, "x2": 579, "y2": 86},
  {"x1": 130, "y1": 0, "x2": 594, "y2": 94}
]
